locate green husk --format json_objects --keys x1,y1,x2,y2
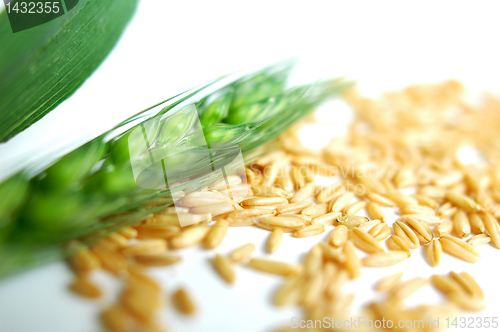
[
  {"x1": 0, "y1": 0, "x2": 138, "y2": 142},
  {"x1": 0, "y1": 62, "x2": 351, "y2": 278}
]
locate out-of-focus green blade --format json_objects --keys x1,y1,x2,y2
[{"x1": 0, "y1": 0, "x2": 138, "y2": 142}]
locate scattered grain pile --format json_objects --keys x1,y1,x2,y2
[{"x1": 67, "y1": 81, "x2": 500, "y2": 331}]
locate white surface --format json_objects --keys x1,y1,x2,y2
[{"x1": 1, "y1": 1, "x2": 500, "y2": 331}]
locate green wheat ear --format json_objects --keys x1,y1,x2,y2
[{"x1": 0, "y1": 61, "x2": 351, "y2": 278}]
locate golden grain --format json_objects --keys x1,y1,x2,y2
[
  {"x1": 337, "y1": 215, "x2": 368, "y2": 229},
  {"x1": 426, "y1": 240, "x2": 442, "y2": 267},
  {"x1": 366, "y1": 192, "x2": 396, "y2": 207},
  {"x1": 301, "y1": 202, "x2": 329, "y2": 218},
  {"x1": 273, "y1": 274, "x2": 304, "y2": 306},
  {"x1": 205, "y1": 219, "x2": 229, "y2": 249},
  {"x1": 248, "y1": 259, "x2": 302, "y2": 276},
  {"x1": 386, "y1": 235, "x2": 411, "y2": 257},
  {"x1": 301, "y1": 272, "x2": 324, "y2": 309},
  {"x1": 100, "y1": 234, "x2": 127, "y2": 249},
  {"x1": 388, "y1": 277, "x2": 428, "y2": 302},
  {"x1": 251, "y1": 185, "x2": 292, "y2": 199},
  {"x1": 311, "y1": 212, "x2": 341, "y2": 226},
  {"x1": 445, "y1": 191, "x2": 480, "y2": 212},
  {"x1": 361, "y1": 251, "x2": 409, "y2": 267},
  {"x1": 475, "y1": 189, "x2": 492, "y2": 210},
  {"x1": 393, "y1": 221, "x2": 420, "y2": 249},
  {"x1": 403, "y1": 216, "x2": 433, "y2": 242},
  {"x1": 430, "y1": 274, "x2": 463, "y2": 296},
  {"x1": 319, "y1": 262, "x2": 336, "y2": 293},
  {"x1": 326, "y1": 269, "x2": 349, "y2": 298},
  {"x1": 170, "y1": 224, "x2": 210, "y2": 249},
  {"x1": 255, "y1": 223, "x2": 296, "y2": 233},
  {"x1": 480, "y1": 212, "x2": 500, "y2": 248},
  {"x1": 262, "y1": 161, "x2": 283, "y2": 187},
  {"x1": 100, "y1": 305, "x2": 138, "y2": 332},
  {"x1": 256, "y1": 215, "x2": 305, "y2": 228},
  {"x1": 225, "y1": 208, "x2": 274, "y2": 225},
  {"x1": 147, "y1": 213, "x2": 211, "y2": 226},
  {"x1": 394, "y1": 167, "x2": 417, "y2": 188},
  {"x1": 449, "y1": 271, "x2": 476, "y2": 297},
  {"x1": 365, "y1": 202, "x2": 386, "y2": 223},
  {"x1": 136, "y1": 224, "x2": 181, "y2": 240},
  {"x1": 439, "y1": 235, "x2": 481, "y2": 263},
  {"x1": 399, "y1": 204, "x2": 435, "y2": 215},
  {"x1": 213, "y1": 254, "x2": 236, "y2": 284},
  {"x1": 418, "y1": 186, "x2": 446, "y2": 199},
  {"x1": 356, "y1": 176, "x2": 386, "y2": 194},
  {"x1": 436, "y1": 219, "x2": 453, "y2": 237},
  {"x1": 219, "y1": 183, "x2": 252, "y2": 202},
  {"x1": 357, "y1": 219, "x2": 381, "y2": 233},
  {"x1": 241, "y1": 196, "x2": 288, "y2": 207},
  {"x1": 121, "y1": 240, "x2": 168, "y2": 257},
  {"x1": 190, "y1": 202, "x2": 235, "y2": 216},
  {"x1": 276, "y1": 168, "x2": 294, "y2": 192},
  {"x1": 330, "y1": 192, "x2": 355, "y2": 212},
  {"x1": 369, "y1": 223, "x2": 392, "y2": 241},
  {"x1": 127, "y1": 267, "x2": 162, "y2": 290},
  {"x1": 318, "y1": 242, "x2": 345, "y2": 263},
  {"x1": 437, "y1": 205, "x2": 457, "y2": 220},
  {"x1": 412, "y1": 194, "x2": 439, "y2": 209},
  {"x1": 181, "y1": 191, "x2": 225, "y2": 207},
  {"x1": 349, "y1": 228, "x2": 384, "y2": 253},
  {"x1": 293, "y1": 224, "x2": 325, "y2": 238},
  {"x1": 375, "y1": 272, "x2": 404, "y2": 292},
  {"x1": 68, "y1": 245, "x2": 101, "y2": 274},
  {"x1": 316, "y1": 182, "x2": 344, "y2": 203},
  {"x1": 328, "y1": 225, "x2": 348, "y2": 247},
  {"x1": 344, "y1": 201, "x2": 367, "y2": 215},
  {"x1": 122, "y1": 283, "x2": 162, "y2": 323},
  {"x1": 434, "y1": 171, "x2": 463, "y2": 187},
  {"x1": 290, "y1": 182, "x2": 316, "y2": 203},
  {"x1": 291, "y1": 214, "x2": 312, "y2": 222},
  {"x1": 400, "y1": 214, "x2": 441, "y2": 225},
  {"x1": 245, "y1": 167, "x2": 256, "y2": 185},
  {"x1": 158, "y1": 206, "x2": 190, "y2": 215},
  {"x1": 303, "y1": 245, "x2": 323, "y2": 276},
  {"x1": 467, "y1": 234, "x2": 491, "y2": 247},
  {"x1": 448, "y1": 293, "x2": 486, "y2": 312},
  {"x1": 118, "y1": 227, "x2": 139, "y2": 239},
  {"x1": 468, "y1": 212, "x2": 485, "y2": 234},
  {"x1": 230, "y1": 243, "x2": 255, "y2": 263},
  {"x1": 267, "y1": 228, "x2": 283, "y2": 254},
  {"x1": 92, "y1": 245, "x2": 127, "y2": 275},
  {"x1": 209, "y1": 175, "x2": 242, "y2": 191},
  {"x1": 459, "y1": 271, "x2": 484, "y2": 299},
  {"x1": 452, "y1": 210, "x2": 471, "y2": 238},
  {"x1": 342, "y1": 241, "x2": 361, "y2": 279},
  {"x1": 384, "y1": 192, "x2": 419, "y2": 206},
  {"x1": 289, "y1": 167, "x2": 306, "y2": 190},
  {"x1": 134, "y1": 253, "x2": 181, "y2": 267},
  {"x1": 172, "y1": 288, "x2": 196, "y2": 315},
  {"x1": 69, "y1": 276, "x2": 102, "y2": 299},
  {"x1": 276, "y1": 200, "x2": 313, "y2": 214}
]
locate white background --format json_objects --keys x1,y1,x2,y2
[{"x1": 1, "y1": 1, "x2": 500, "y2": 331}]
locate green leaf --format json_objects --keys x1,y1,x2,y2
[{"x1": 0, "y1": 0, "x2": 138, "y2": 142}]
